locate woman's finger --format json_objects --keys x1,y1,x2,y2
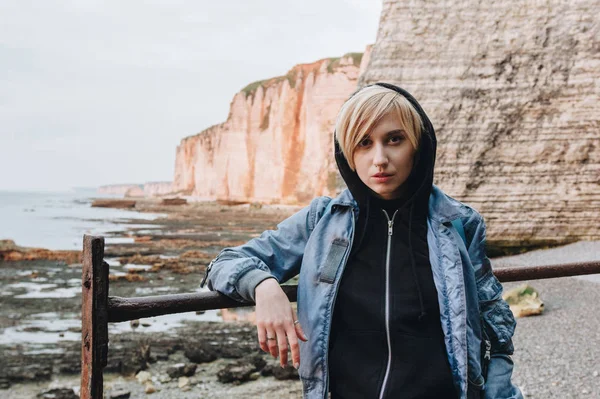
[
  {"x1": 257, "y1": 324, "x2": 268, "y2": 353},
  {"x1": 266, "y1": 327, "x2": 279, "y2": 358},
  {"x1": 286, "y1": 322, "x2": 301, "y2": 369},
  {"x1": 276, "y1": 324, "x2": 289, "y2": 367},
  {"x1": 292, "y1": 308, "x2": 308, "y2": 342}
]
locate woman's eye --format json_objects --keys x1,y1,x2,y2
[
  {"x1": 358, "y1": 138, "x2": 371, "y2": 147},
  {"x1": 389, "y1": 135, "x2": 404, "y2": 144}
]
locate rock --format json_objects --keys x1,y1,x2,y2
[
  {"x1": 184, "y1": 347, "x2": 217, "y2": 364},
  {"x1": 178, "y1": 376, "x2": 190, "y2": 389},
  {"x1": 110, "y1": 389, "x2": 131, "y2": 399},
  {"x1": 167, "y1": 363, "x2": 185, "y2": 378},
  {"x1": 0, "y1": 239, "x2": 80, "y2": 263},
  {"x1": 260, "y1": 365, "x2": 274, "y2": 377},
  {"x1": 0, "y1": 378, "x2": 10, "y2": 389},
  {"x1": 272, "y1": 364, "x2": 299, "y2": 380},
  {"x1": 183, "y1": 363, "x2": 197, "y2": 377},
  {"x1": 167, "y1": 362, "x2": 197, "y2": 379},
  {"x1": 216, "y1": 355, "x2": 268, "y2": 384},
  {"x1": 91, "y1": 199, "x2": 137, "y2": 209},
  {"x1": 161, "y1": 198, "x2": 187, "y2": 206},
  {"x1": 136, "y1": 370, "x2": 152, "y2": 384},
  {"x1": 217, "y1": 363, "x2": 256, "y2": 384},
  {"x1": 130, "y1": 319, "x2": 140, "y2": 328},
  {"x1": 593, "y1": 370, "x2": 599, "y2": 377},
  {"x1": 502, "y1": 284, "x2": 545, "y2": 317},
  {"x1": 249, "y1": 372, "x2": 261, "y2": 381},
  {"x1": 36, "y1": 388, "x2": 78, "y2": 399},
  {"x1": 144, "y1": 383, "x2": 156, "y2": 394}
]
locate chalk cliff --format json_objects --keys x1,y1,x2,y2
[
  {"x1": 143, "y1": 182, "x2": 174, "y2": 197},
  {"x1": 97, "y1": 184, "x2": 142, "y2": 197},
  {"x1": 359, "y1": 0, "x2": 600, "y2": 247},
  {"x1": 173, "y1": 53, "x2": 363, "y2": 204},
  {"x1": 97, "y1": 182, "x2": 174, "y2": 198}
]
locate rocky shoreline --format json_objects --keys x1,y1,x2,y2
[
  {"x1": 0, "y1": 198, "x2": 302, "y2": 397},
  {"x1": 1, "y1": 198, "x2": 598, "y2": 397}
]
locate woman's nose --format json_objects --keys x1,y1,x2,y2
[{"x1": 373, "y1": 144, "x2": 388, "y2": 168}]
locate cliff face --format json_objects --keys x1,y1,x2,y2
[
  {"x1": 359, "y1": 0, "x2": 600, "y2": 246},
  {"x1": 97, "y1": 182, "x2": 173, "y2": 198},
  {"x1": 173, "y1": 54, "x2": 363, "y2": 204},
  {"x1": 143, "y1": 182, "x2": 174, "y2": 197},
  {"x1": 97, "y1": 184, "x2": 142, "y2": 196}
]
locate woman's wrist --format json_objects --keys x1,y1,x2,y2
[{"x1": 254, "y1": 277, "x2": 279, "y2": 299}]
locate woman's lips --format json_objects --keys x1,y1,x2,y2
[{"x1": 372, "y1": 174, "x2": 393, "y2": 183}]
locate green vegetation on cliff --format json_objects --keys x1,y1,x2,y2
[{"x1": 241, "y1": 52, "x2": 362, "y2": 98}]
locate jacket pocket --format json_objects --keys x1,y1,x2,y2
[{"x1": 318, "y1": 238, "x2": 348, "y2": 284}]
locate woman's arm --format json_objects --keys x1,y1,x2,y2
[
  {"x1": 203, "y1": 195, "x2": 331, "y2": 302},
  {"x1": 464, "y1": 211, "x2": 524, "y2": 399},
  {"x1": 203, "y1": 196, "x2": 331, "y2": 369}
]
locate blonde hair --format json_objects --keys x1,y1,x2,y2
[{"x1": 335, "y1": 84, "x2": 424, "y2": 171}]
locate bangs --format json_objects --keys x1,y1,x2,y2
[{"x1": 335, "y1": 85, "x2": 423, "y2": 170}]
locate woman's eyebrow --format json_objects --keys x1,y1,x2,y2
[{"x1": 386, "y1": 129, "x2": 405, "y2": 136}]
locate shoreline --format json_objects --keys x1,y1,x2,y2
[{"x1": 1, "y1": 198, "x2": 598, "y2": 397}]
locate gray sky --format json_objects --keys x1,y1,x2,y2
[{"x1": 0, "y1": 1, "x2": 382, "y2": 192}]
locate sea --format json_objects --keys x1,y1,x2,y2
[{"x1": 0, "y1": 188, "x2": 164, "y2": 250}]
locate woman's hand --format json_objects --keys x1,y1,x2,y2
[{"x1": 254, "y1": 278, "x2": 308, "y2": 369}]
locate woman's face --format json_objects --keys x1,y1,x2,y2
[{"x1": 352, "y1": 112, "x2": 416, "y2": 200}]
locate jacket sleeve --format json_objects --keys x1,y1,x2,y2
[
  {"x1": 464, "y1": 211, "x2": 524, "y2": 399},
  {"x1": 204, "y1": 196, "x2": 331, "y2": 303}
]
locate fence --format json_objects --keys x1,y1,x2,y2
[{"x1": 79, "y1": 234, "x2": 600, "y2": 398}]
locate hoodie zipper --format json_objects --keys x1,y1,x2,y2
[{"x1": 379, "y1": 209, "x2": 399, "y2": 399}]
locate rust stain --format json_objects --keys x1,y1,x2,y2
[{"x1": 281, "y1": 70, "x2": 308, "y2": 199}]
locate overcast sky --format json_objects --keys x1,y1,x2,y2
[{"x1": 0, "y1": 1, "x2": 382, "y2": 192}]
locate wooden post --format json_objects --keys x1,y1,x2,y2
[{"x1": 81, "y1": 235, "x2": 108, "y2": 399}]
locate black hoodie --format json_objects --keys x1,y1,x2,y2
[{"x1": 328, "y1": 83, "x2": 458, "y2": 399}]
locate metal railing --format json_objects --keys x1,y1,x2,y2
[{"x1": 79, "y1": 234, "x2": 600, "y2": 398}]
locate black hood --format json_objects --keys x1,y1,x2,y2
[
  {"x1": 334, "y1": 82, "x2": 437, "y2": 211},
  {"x1": 333, "y1": 83, "x2": 438, "y2": 323}
]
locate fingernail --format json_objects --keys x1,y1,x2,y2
[
  {"x1": 281, "y1": 364, "x2": 285, "y2": 369},
  {"x1": 294, "y1": 363, "x2": 299, "y2": 369}
]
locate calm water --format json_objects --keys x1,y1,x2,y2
[{"x1": 0, "y1": 189, "x2": 165, "y2": 250}]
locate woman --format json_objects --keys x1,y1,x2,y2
[{"x1": 202, "y1": 83, "x2": 523, "y2": 399}]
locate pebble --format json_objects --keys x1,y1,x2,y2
[
  {"x1": 109, "y1": 389, "x2": 131, "y2": 399},
  {"x1": 145, "y1": 383, "x2": 156, "y2": 394},
  {"x1": 135, "y1": 371, "x2": 151, "y2": 384},
  {"x1": 593, "y1": 371, "x2": 598, "y2": 377},
  {"x1": 178, "y1": 377, "x2": 189, "y2": 389}
]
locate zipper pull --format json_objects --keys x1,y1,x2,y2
[
  {"x1": 388, "y1": 220, "x2": 393, "y2": 236},
  {"x1": 200, "y1": 259, "x2": 215, "y2": 288}
]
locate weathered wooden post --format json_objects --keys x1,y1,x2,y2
[{"x1": 81, "y1": 235, "x2": 109, "y2": 399}]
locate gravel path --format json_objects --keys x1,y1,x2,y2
[{"x1": 492, "y1": 241, "x2": 600, "y2": 398}]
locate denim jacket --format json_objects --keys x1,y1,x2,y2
[{"x1": 206, "y1": 185, "x2": 523, "y2": 399}]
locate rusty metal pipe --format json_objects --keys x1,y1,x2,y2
[
  {"x1": 107, "y1": 261, "x2": 600, "y2": 323},
  {"x1": 493, "y1": 261, "x2": 600, "y2": 282}
]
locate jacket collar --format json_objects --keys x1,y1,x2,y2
[{"x1": 329, "y1": 185, "x2": 470, "y2": 223}]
